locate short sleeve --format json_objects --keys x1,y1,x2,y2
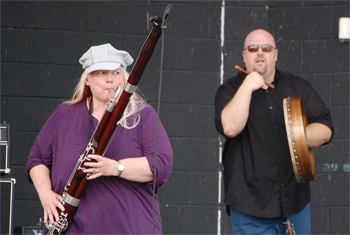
[
  {"x1": 214, "y1": 77, "x2": 241, "y2": 137},
  {"x1": 301, "y1": 81, "x2": 334, "y2": 143}
]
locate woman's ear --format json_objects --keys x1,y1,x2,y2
[{"x1": 85, "y1": 77, "x2": 90, "y2": 86}]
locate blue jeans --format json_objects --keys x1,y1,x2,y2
[{"x1": 230, "y1": 204, "x2": 310, "y2": 234}]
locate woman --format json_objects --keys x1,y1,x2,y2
[{"x1": 26, "y1": 43, "x2": 173, "y2": 234}]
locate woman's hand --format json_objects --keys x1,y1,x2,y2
[
  {"x1": 29, "y1": 164, "x2": 65, "y2": 224},
  {"x1": 83, "y1": 155, "x2": 153, "y2": 182},
  {"x1": 83, "y1": 154, "x2": 118, "y2": 180},
  {"x1": 38, "y1": 189, "x2": 65, "y2": 224}
]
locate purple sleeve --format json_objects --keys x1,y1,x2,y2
[
  {"x1": 25, "y1": 110, "x2": 58, "y2": 183},
  {"x1": 141, "y1": 106, "x2": 173, "y2": 189}
]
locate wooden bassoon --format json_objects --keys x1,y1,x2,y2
[{"x1": 46, "y1": 6, "x2": 171, "y2": 234}]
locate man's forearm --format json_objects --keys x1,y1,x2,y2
[{"x1": 306, "y1": 123, "x2": 332, "y2": 148}]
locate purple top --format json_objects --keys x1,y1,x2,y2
[{"x1": 26, "y1": 100, "x2": 173, "y2": 234}]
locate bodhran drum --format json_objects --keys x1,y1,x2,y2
[{"x1": 283, "y1": 97, "x2": 315, "y2": 183}]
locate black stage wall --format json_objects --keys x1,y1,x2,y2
[{"x1": 1, "y1": 1, "x2": 349, "y2": 234}]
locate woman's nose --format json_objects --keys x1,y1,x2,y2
[{"x1": 106, "y1": 72, "x2": 113, "y2": 82}]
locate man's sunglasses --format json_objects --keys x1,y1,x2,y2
[{"x1": 246, "y1": 44, "x2": 275, "y2": 53}]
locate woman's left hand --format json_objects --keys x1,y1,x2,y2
[{"x1": 83, "y1": 154, "x2": 118, "y2": 180}]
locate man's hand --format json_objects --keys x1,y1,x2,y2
[{"x1": 243, "y1": 72, "x2": 269, "y2": 91}]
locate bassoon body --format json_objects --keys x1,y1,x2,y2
[{"x1": 46, "y1": 7, "x2": 171, "y2": 234}]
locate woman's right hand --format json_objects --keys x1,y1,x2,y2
[
  {"x1": 29, "y1": 164, "x2": 65, "y2": 225},
  {"x1": 38, "y1": 189, "x2": 65, "y2": 224}
]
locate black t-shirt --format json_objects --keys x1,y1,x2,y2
[{"x1": 214, "y1": 69, "x2": 334, "y2": 218}]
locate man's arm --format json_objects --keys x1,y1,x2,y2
[
  {"x1": 305, "y1": 123, "x2": 332, "y2": 148},
  {"x1": 221, "y1": 72, "x2": 267, "y2": 137}
]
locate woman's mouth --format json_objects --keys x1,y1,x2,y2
[{"x1": 106, "y1": 88, "x2": 118, "y2": 93}]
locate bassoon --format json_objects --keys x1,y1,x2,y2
[{"x1": 46, "y1": 6, "x2": 171, "y2": 234}]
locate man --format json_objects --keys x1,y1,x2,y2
[{"x1": 214, "y1": 29, "x2": 333, "y2": 234}]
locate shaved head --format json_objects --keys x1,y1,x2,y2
[{"x1": 244, "y1": 29, "x2": 277, "y2": 49}]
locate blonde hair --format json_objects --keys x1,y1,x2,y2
[{"x1": 65, "y1": 68, "x2": 146, "y2": 129}]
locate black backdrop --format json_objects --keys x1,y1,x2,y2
[{"x1": 1, "y1": 1, "x2": 349, "y2": 234}]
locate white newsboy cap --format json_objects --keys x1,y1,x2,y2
[{"x1": 79, "y1": 43, "x2": 134, "y2": 74}]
